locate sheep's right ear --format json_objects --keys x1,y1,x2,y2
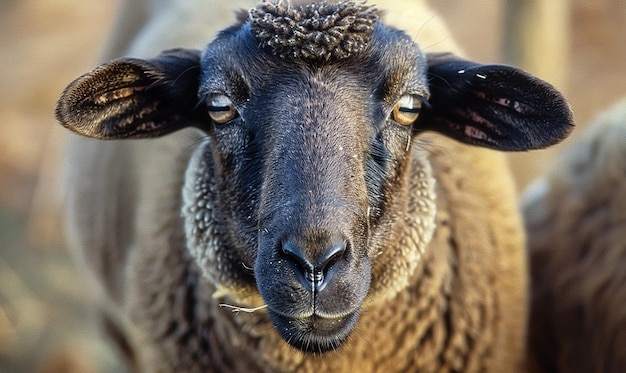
[{"x1": 55, "y1": 48, "x2": 207, "y2": 139}]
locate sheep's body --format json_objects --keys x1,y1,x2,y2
[
  {"x1": 58, "y1": 1, "x2": 573, "y2": 372},
  {"x1": 68, "y1": 136, "x2": 527, "y2": 372},
  {"x1": 523, "y1": 98, "x2": 626, "y2": 373},
  {"x1": 103, "y1": 135, "x2": 526, "y2": 372}
]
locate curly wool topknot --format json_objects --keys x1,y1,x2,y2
[{"x1": 249, "y1": 1, "x2": 379, "y2": 61}]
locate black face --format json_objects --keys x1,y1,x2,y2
[{"x1": 198, "y1": 23, "x2": 429, "y2": 352}]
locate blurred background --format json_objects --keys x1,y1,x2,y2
[{"x1": 0, "y1": 0, "x2": 624, "y2": 371}]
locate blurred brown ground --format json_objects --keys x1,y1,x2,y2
[{"x1": 0, "y1": 0, "x2": 624, "y2": 372}]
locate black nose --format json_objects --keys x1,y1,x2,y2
[{"x1": 282, "y1": 239, "x2": 347, "y2": 292}]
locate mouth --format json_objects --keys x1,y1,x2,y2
[{"x1": 267, "y1": 309, "x2": 360, "y2": 353}]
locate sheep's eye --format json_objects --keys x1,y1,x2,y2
[
  {"x1": 207, "y1": 94, "x2": 238, "y2": 124},
  {"x1": 392, "y1": 95, "x2": 422, "y2": 126}
]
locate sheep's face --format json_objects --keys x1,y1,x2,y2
[
  {"x1": 56, "y1": 0, "x2": 573, "y2": 355},
  {"x1": 192, "y1": 6, "x2": 432, "y2": 352}
]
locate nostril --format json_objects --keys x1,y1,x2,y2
[
  {"x1": 281, "y1": 240, "x2": 348, "y2": 290},
  {"x1": 282, "y1": 241, "x2": 314, "y2": 274},
  {"x1": 320, "y1": 242, "x2": 346, "y2": 275}
]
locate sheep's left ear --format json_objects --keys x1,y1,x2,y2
[
  {"x1": 55, "y1": 48, "x2": 207, "y2": 139},
  {"x1": 417, "y1": 53, "x2": 574, "y2": 151}
]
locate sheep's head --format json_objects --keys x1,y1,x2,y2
[{"x1": 56, "y1": 0, "x2": 573, "y2": 354}]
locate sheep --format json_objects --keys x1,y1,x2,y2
[
  {"x1": 55, "y1": 0, "x2": 573, "y2": 371},
  {"x1": 523, "y1": 98, "x2": 626, "y2": 373}
]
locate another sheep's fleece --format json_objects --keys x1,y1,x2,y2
[{"x1": 523, "y1": 98, "x2": 626, "y2": 373}]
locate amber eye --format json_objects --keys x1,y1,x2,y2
[
  {"x1": 207, "y1": 94, "x2": 238, "y2": 124},
  {"x1": 392, "y1": 95, "x2": 422, "y2": 126}
]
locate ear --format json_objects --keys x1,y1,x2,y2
[
  {"x1": 417, "y1": 53, "x2": 574, "y2": 151},
  {"x1": 55, "y1": 48, "x2": 207, "y2": 139}
]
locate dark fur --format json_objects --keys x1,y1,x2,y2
[
  {"x1": 249, "y1": 1, "x2": 379, "y2": 61},
  {"x1": 198, "y1": 17, "x2": 429, "y2": 351}
]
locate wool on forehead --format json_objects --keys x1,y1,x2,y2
[{"x1": 249, "y1": 0, "x2": 379, "y2": 61}]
